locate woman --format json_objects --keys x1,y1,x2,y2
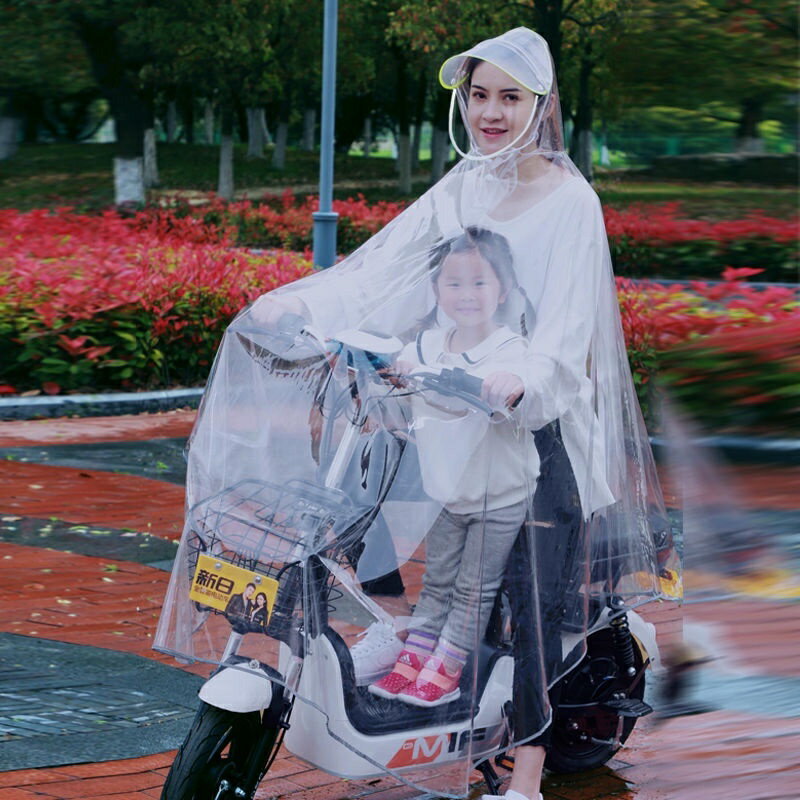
[
  {"x1": 248, "y1": 591, "x2": 269, "y2": 630},
  {"x1": 157, "y1": 27, "x2": 675, "y2": 800}
]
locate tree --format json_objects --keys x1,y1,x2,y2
[
  {"x1": 67, "y1": 2, "x2": 155, "y2": 204},
  {"x1": 390, "y1": 0, "x2": 635, "y2": 180},
  {"x1": 259, "y1": 0, "x2": 321, "y2": 169},
  {"x1": 0, "y1": 3, "x2": 99, "y2": 156},
  {"x1": 389, "y1": 0, "x2": 509, "y2": 183},
  {"x1": 142, "y1": 0, "x2": 276, "y2": 198},
  {"x1": 610, "y1": 0, "x2": 798, "y2": 152},
  {"x1": 558, "y1": 1, "x2": 630, "y2": 180}
]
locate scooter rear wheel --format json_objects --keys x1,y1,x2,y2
[
  {"x1": 544, "y1": 629, "x2": 645, "y2": 774},
  {"x1": 160, "y1": 701, "x2": 279, "y2": 800}
]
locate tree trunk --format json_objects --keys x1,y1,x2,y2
[
  {"x1": 362, "y1": 116, "x2": 372, "y2": 157},
  {"x1": 166, "y1": 100, "x2": 178, "y2": 142},
  {"x1": 599, "y1": 120, "x2": 610, "y2": 167},
  {"x1": 272, "y1": 101, "x2": 289, "y2": 170},
  {"x1": 259, "y1": 109, "x2": 271, "y2": 145},
  {"x1": 178, "y1": 89, "x2": 195, "y2": 143},
  {"x1": 533, "y1": 0, "x2": 564, "y2": 75},
  {"x1": 0, "y1": 116, "x2": 20, "y2": 160},
  {"x1": 203, "y1": 101, "x2": 215, "y2": 144},
  {"x1": 397, "y1": 133, "x2": 412, "y2": 194},
  {"x1": 234, "y1": 99, "x2": 247, "y2": 147},
  {"x1": 246, "y1": 107, "x2": 266, "y2": 158},
  {"x1": 218, "y1": 106, "x2": 235, "y2": 200},
  {"x1": 395, "y1": 54, "x2": 412, "y2": 193},
  {"x1": 114, "y1": 157, "x2": 144, "y2": 205},
  {"x1": 302, "y1": 107, "x2": 316, "y2": 151},
  {"x1": 570, "y1": 42, "x2": 594, "y2": 182},
  {"x1": 430, "y1": 127, "x2": 449, "y2": 184},
  {"x1": 142, "y1": 89, "x2": 159, "y2": 189},
  {"x1": 143, "y1": 127, "x2": 159, "y2": 188},
  {"x1": 272, "y1": 122, "x2": 288, "y2": 168},
  {"x1": 17, "y1": 93, "x2": 44, "y2": 143},
  {"x1": 72, "y1": 15, "x2": 147, "y2": 205},
  {"x1": 736, "y1": 97, "x2": 765, "y2": 153},
  {"x1": 411, "y1": 70, "x2": 426, "y2": 172},
  {"x1": 575, "y1": 129, "x2": 593, "y2": 180},
  {"x1": 430, "y1": 89, "x2": 450, "y2": 183},
  {"x1": 411, "y1": 123, "x2": 422, "y2": 173}
]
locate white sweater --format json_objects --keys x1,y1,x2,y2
[{"x1": 268, "y1": 175, "x2": 616, "y2": 516}]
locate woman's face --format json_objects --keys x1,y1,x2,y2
[
  {"x1": 466, "y1": 61, "x2": 537, "y2": 155},
  {"x1": 435, "y1": 249, "x2": 506, "y2": 332}
]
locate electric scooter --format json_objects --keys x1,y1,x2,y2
[{"x1": 158, "y1": 318, "x2": 670, "y2": 800}]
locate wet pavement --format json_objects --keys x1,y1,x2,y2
[
  {"x1": 0, "y1": 439, "x2": 189, "y2": 485},
  {"x1": 0, "y1": 635, "x2": 202, "y2": 770},
  {"x1": 0, "y1": 409, "x2": 798, "y2": 800}
]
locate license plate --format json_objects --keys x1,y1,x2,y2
[{"x1": 190, "y1": 554, "x2": 280, "y2": 625}]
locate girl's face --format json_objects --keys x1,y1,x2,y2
[
  {"x1": 466, "y1": 61, "x2": 537, "y2": 155},
  {"x1": 435, "y1": 249, "x2": 506, "y2": 334}
]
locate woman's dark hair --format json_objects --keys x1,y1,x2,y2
[
  {"x1": 255, "y1": 592, "x2": 267, "y2": 606},
  {"x1": 463, "y1": 56, "x2": 482, "y2": 86}
]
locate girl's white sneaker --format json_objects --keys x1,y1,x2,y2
[{"x1": 480, "y1": 792, "x2": 543, "y2": 800}]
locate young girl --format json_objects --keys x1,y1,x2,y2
[{"x1": 368, "y1": 226, "x2": 538, "y2": 708}]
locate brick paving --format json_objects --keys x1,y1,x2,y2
[{"x1": 0, "y1": 409, "x2": 797, "y2": 799}]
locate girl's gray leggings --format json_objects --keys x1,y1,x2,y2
[{"x1": 410, "y1": 499, "x2": 529, "y2": 652}]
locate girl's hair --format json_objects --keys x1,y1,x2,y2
[
  {"x1": 429, "y1": 226, "x2": 516, "y2": 294},
  {"x1": 412, "y1": 226, "x2": 534, "y2": 338},
  {"x1": 255, "y1": 592, "x2": 267, "y2": 606}
]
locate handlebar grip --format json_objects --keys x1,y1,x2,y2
[
  {"x1": 418, "y1": 367, "x2": 493, "y2": 415},
  {"x1": 449, "y1": 367, "x2": 483, "y2": 398}
]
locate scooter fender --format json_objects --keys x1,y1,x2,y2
[
  {"x1": 574, "y1": 607, "x2": 662, "y2": 673},
  {"x1": 198, "y1": 659, "x2": 273, "y2": 713},
  {"x1": 627, "y1": 609, "x2": 662, "y2": 673}
]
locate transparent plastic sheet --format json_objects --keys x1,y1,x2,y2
[{"x1": 154, "y1": 28, "x2": 679, "y2": 798}]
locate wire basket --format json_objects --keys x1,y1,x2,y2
[
  {"x1": 185, "y1": 479, "x2": 362, "y2": 636},
  {"x1": 187, "y1": 479, "x2": 358, "y2": 575}
]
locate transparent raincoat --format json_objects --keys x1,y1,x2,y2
[{"x1": 155, "y1": 27, "x2": 680, "y2": 798}]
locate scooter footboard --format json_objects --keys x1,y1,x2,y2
[{"x1": 284, "y1": 634, "x2": 513, "y2": 779}]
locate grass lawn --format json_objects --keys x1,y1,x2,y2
[{"x1": 1, "y1": 141, "x2": 797, "y2": 217}]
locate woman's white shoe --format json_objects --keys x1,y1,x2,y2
[
  {"x1": 480, "y1": 791, "x2": 543, "y2": 800},
  {"x1": 349, "y1": 621, "x2": 404, "y2": 685}
]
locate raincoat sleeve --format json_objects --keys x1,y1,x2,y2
[
  {"x1": 270, "y1": 188, "x2": 447, "y2": 334},
  {"x1": 516, "y1": 183, "x2": 604, "y2": 430}
]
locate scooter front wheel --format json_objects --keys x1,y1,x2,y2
[{"x1": 160, "y1": 701, "x2": 280, "y2": 800}]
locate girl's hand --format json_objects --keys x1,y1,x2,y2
[{"x1": 482, "y1": 371, "x2": 524, "y2": 410}]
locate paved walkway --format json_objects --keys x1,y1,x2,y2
[{"x1": 0, "y1": 410, "x2": 798, "y2": 799}]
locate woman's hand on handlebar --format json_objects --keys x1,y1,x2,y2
[
  {"x1": 250, "y1": 294, "x2": 309, "y2": 329},
  {"x1": 482, "y1": 371, "x2": 524, "y2": 411}
]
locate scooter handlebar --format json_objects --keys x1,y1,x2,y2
[{"x1": 413, "y1": 367, "x2": 494, "y2": 416}]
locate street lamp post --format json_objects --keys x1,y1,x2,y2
[{"x1": 312, "y1": 0, "x2": 339, "y2": 269}]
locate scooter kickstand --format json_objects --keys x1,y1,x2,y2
[{"x1": 476, "y1": 759, "x2": 502, "y2": 796}]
